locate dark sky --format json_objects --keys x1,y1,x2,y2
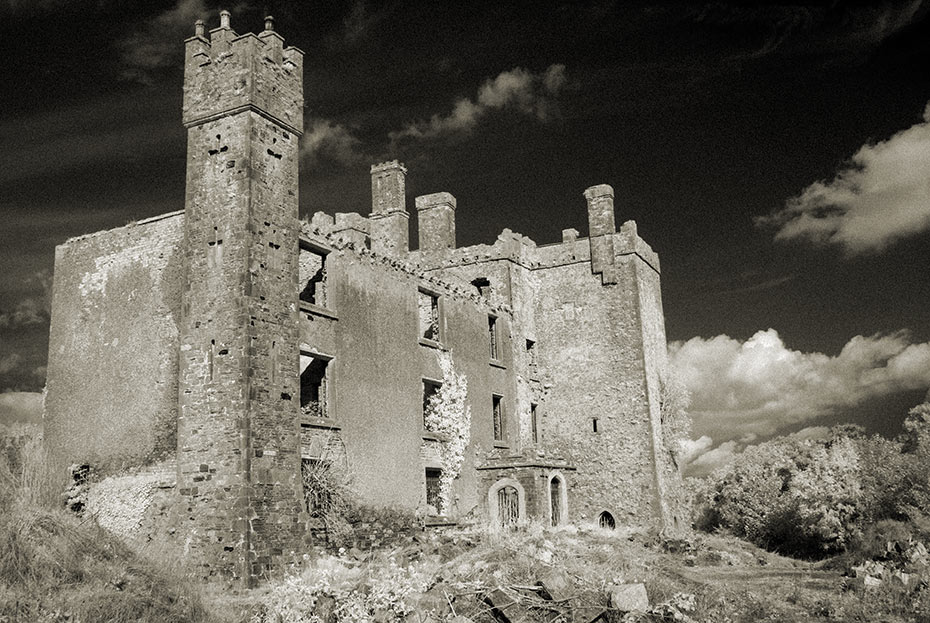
[{"x1": 2, "y1": 1, "x2": 929, "y2": 460}]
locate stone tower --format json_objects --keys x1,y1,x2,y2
[{"x1": 178, "y1": 12, "x2": 305, "y2": 584}]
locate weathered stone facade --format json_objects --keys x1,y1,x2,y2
[{"x1": 43, "y1": 14, "x2": 685, "y2": 585}]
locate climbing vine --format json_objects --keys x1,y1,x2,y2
[{"x1": 423, "y1": 351, "x2": 471, "y2": 514}]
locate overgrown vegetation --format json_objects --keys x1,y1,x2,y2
[
  {"x1": 0, "y1": 423, "x2": 211, "y2": 623},
  {"x1": 695, "y1": 402, "x2": 930, "y2": 560}
]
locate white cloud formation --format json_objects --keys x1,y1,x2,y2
[
  {"x1": 0, "y1": 391, "x2": 43, "y2": 426},
  {"x1": 390, "y1": 65, "x2": 567, "y2": 142},
  {"x1": 670, "y1": 329, "x2": 930, "y2": 442},
  {"x1": 299, "y1": 119, "x2": 363, "y2": 166},
  {"x1": 685, "y1": 440, "x2": 741, "y2": 478},
  {"x1": 757, "y1": 103, "x2": 930, "y2": 255}
]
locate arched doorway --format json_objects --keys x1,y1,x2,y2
[
  {"x1": 547, "y1": 471, "x2": 567, "y2": 526},
  {"x1": 550, "y1": 477, "x2": 562, "y2": 526},
  {"x1": 598, "y1": 511, "x2": 616, "y2": 529},
  {"x1": 488, "y1": 478, "x2": 526, "y2": 530},
  {"x1": 497, "y1": 486, "x2": 519, "y2": 528}
]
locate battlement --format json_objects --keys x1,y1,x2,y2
[{"x1": 182, "y1": 12, "x2": 304, "y2": 134}]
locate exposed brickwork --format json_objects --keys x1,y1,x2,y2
[{"x1": 177, "y1": 15, "x2": 305, "y2": 584}]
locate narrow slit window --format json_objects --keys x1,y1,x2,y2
[
  {"x1": 299, "y1": 354, "x2": 329, "y2": 418},
  {"x1": 592, "y1": 417, "x2": 599, "y2": 433},
  {"x1": 531, "y1": 403, "x2": 539, "y2": 444},
  {"x1": 418, "y1": 289, "x2": 440, "y2": 341},
  {"x1": 492, "y1": 394, "x2": 504, "y2": 442},
  {"x1": 489, "y1": 315, "x2": 499, "y2": 360},
  {"x1": 526, "y1": 339, "x2": 537, "y2": 373},
  {"x1": 299, "y1": 247, "x2": 327, "y2": 306}
]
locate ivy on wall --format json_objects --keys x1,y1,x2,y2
[{"x1": 423, "y1": 351, "x2": 471, "y2": 514}]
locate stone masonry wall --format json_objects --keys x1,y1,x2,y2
[
  {"x1": 177, "y1": 16, "x2": 306, "y2": 583},
  {"x1": 45, "y1": 212, "x2": 185, "y2": 473}
]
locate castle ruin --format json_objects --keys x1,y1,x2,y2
[{"x1": 43, "y1": 13, "x2": 686, "y2": 584}]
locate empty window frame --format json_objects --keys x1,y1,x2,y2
[
  {"x1": 422, "y1": 379, "x2": 442, "y2": 430},
  {"x1": 488, "y1": 315, "x2": 499, "y2": 360},
  {"x1": 492, "y1": 394, "x2": 504, "y2": 442},
  {"x1": 299, "y1": 353, "x2": 330, "y2": 418},
  {"x1": 301, "y1": 458, "x2": 333, "y2": 518},
  {"x1": 525, "y1": 339, "x2": 537, "y2": 373},
  {"x1": 418, "y1": 289, "x2": 441, "y2": 342},
  {"x1": 425, "y1": 467, "x2": 442, "y2": 515},
  {"x1": 471, "y1": 277, "x2": 491, "y2": 298},
  {"x1": 299, "y1": 245, "x2": 327, "y2": 307}
]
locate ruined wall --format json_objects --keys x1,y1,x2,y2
[
  {"x1": 533, "y1": 249, "x2": 663, "y2": 528},
  {"x1": 297, "y1": 229, "x2": 519, "y2": 521},
  {"x1": 44, "y1": 212, "x2": 185, "y2": 472}
]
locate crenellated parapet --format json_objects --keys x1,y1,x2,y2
[{"x1": 183, "y1": 12, "x2": 304, "y2": 135}]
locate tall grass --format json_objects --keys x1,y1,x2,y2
[{"x1": 0, "y1": 424, "x2": 213, "y2": 623}]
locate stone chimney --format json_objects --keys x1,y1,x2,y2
[
  {"x1": 415, "y1": 192, "x2": 456, "y2": 254},
  {"x1": 370, "y1": 160, "x2": 409, "y2": 257}
]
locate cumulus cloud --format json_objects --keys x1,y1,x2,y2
[
  {"x1": 390, "y1": 64, "x2": 567, "y2": 142},
  {"x1": 671, "y1": 329, "x2": 930, "y2": 443},
  {"x1": 0, "y1": 391, "x2": 43, "y2": 426},
  {"x1": 685, "y1": 440, "x2": 741, "y2": 478},
  {"x1": 300, "y1": 119, "x2": 364, "y2": 166},
  {"x1": 757, "y1": 104, "x2": 930, "y2": 255},
  {"x1": 0, "y1": 271, "x2": 52, "y2": 329}
]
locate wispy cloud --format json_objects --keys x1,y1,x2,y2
[
  {"x1": 342, "y1": 0, "x2": 389, "y2": 44},
  {"x1": 300, "y1": 119, "x2": 364, "y2": 166},
  {"x1": 671, "y1": 329, "x2": 930, "y2": 444},
  {"x1": 118, "y1": 0, "x2": 207, "y2": 84},
  {"x1": 390, "y1": 65, "x2": 567, "y2": 143},
  {"x1": 692, "y1": 2, "x2": 924, "y2": 63},
  {"x1": 757, "y1": 103, "x2": 930, "y2": 255}
]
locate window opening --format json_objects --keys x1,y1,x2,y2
[
  {"x1": 488, "y1": 315, "x2": 499, "y2": 360},
  {"x1": 550, "y1": 476, "x2": 563, "y2": 526},
  {"x1": 301, "y1": 458, "x2": 333, "y2": 519},
  {"x1": 418, "y1": 289, "x2": 440, "y2": 341},
  {"x1": 422, "y1": 379, "x2": 442, "y2": 430},
  {"x1": 592, "y1": 417, "x2": 599, "y2": 433},
  {"x1": 497, "y1": 485, "x2": 519, "y2": 529},
  {"x1": 492, "y1": 394, "x2": 504, "y2": 442},
  {"x1": 598, "y1": 511, "x2": 616, "y2": 530},
  {"x1": 300, "y1": 355, "x2": 329, "y2": 418},
  {"x1": 471, "y1": 277, "x2": 491, "y2": 297},
  {"x1": 526, "y1": 339, "x2": 537, "y2": 374},
  {"x1": 425, "y1": 468, "x2": 442, "y2": 515},
  {"x1": 531, "y1": 403, "x2": 539, "y2": 444},
  {"x1": 299, "y1": 247, "x2": 327, "y2": 306}
]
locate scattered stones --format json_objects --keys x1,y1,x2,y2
[
  {"x1": 608, "y1": 583, "x2": 649, "y2": 612},
  {"x1": 484, "y1": 587, "x2": 530, "y2": 623},
  {"x1": 536, "y1": 568, "x2": 572, "y2": 601}
]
